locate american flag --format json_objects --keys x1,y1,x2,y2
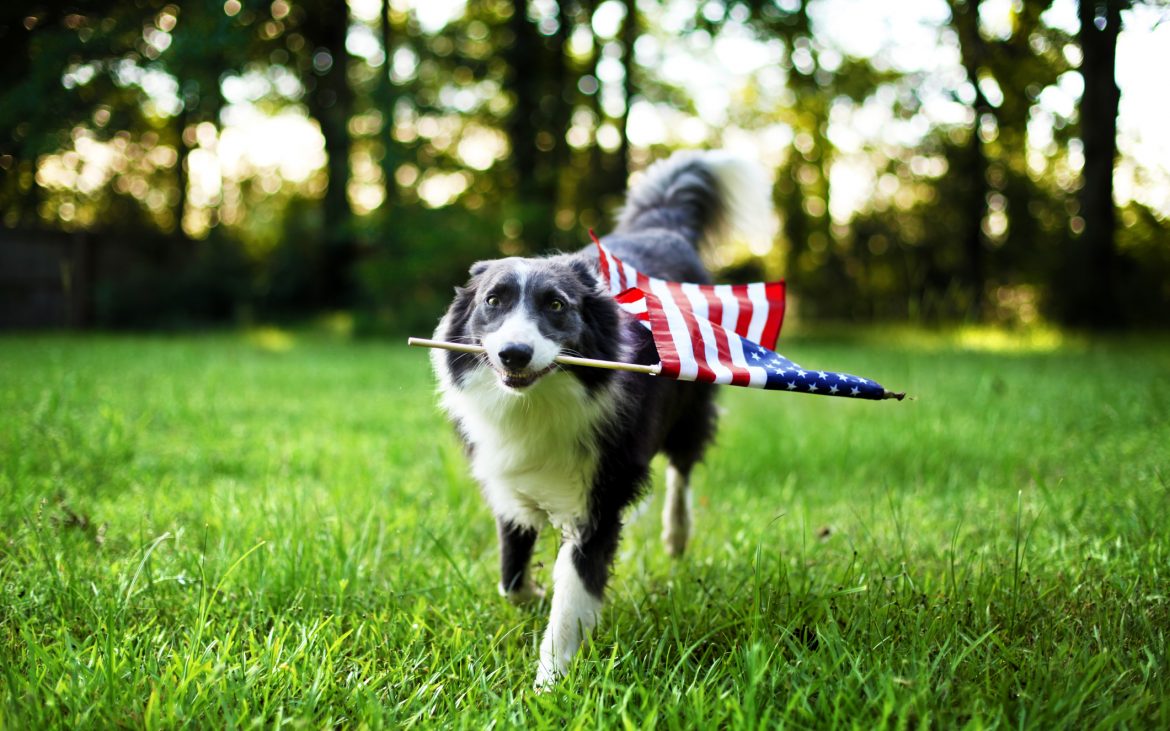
[
  {"x1": 593, "y1": 232, "x2": 785, "y2": 351},
  {"x1": 594, "y1": 236, "x2": 903, "y2": 401}
]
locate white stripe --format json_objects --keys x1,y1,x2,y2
[
  {"x1": 622, "y1": 261, "x2": 639, "y2": 291},
  {"x1": 681, "y1": 283, "x2": 733, "y2": 384},
  {"x1": 615, "y1": 283, "x2": 652, "y2": 330},
  {"x1": 616, "y1": 296, "x2": 652, "y2": 331},
  {"x1": 600, "y1": 247, "x2": 618, "y2": 295},
  {"x1": 620, "y1": 297, "x2": 647, "y2": 314},
  {"x1": 649, "y1": 279, "x2": 698, "y2": 381},
  {"x1": 681, "y1": 282, "x2": 708, "y2": 321},
  {"x1": 715, "y1": 285, "x2": 765, "y2": 386},
  {"x1": 714, "y1": 284, "x2": 740, "y2": 334},
  {"x1": 745, "y1": 282, "x2": 768, "y2": 344},
  {"x1": 609, "y1": 253, "x2": 623, "y2": 296}
]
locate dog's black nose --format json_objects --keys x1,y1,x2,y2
[{"x1": 498, "y1": 343, "x2": 534, "y2": 370}]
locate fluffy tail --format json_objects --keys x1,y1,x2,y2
[{"x1": 615, "y1": 150, "x2": 776, "y2": 248}]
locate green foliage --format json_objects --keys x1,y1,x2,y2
[
  {"x1": 2, "y1": 1, "x2": 1168, "y2": 328},
  {"x1": 353, "y1": 204, "x2": 505, "y2": 335},
  {"x1": 1, "y1": 333, "x2": 1168, "y2": 727}
]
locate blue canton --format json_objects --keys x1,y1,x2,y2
[{"x1": 740, "y1": 342, "x2": 888, "y2": 400}]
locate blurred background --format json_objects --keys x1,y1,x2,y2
[{"x1": 1, "y1": 0, "x2": 1167, "y2": 334}]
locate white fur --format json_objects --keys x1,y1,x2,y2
[
  {"x1": 478, "y1": 261, "x2": 559, "y2": 375},
  {"x1": 620, "y1": 150, "x2": 778, "y2": 247},
  {"x1": 535, "y1": 541, "x2": 603, "y2": 690},
  {"x1": 482, "y1": 308, "x2": 560, "y2": 374},
  {"x1": 703, "y1": 152, "x2": 779, "y2": 244},
  {"x1": 434, "y1": 307, "x2": 616, "y2": 689},
  {"x1": 436, "y1": 362, "x2": 614, "y2": 531},
  {"x1": 661, "y1": 464, "x2": 691, "y2": 557}
]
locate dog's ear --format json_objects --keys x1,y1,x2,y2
[
  {"x1": 447, "y1": 283, "x2": 477, "y2": 324},
  {"x1": 569, "y1": 259, "x2": 602, "y2": 292},
  {"x1": 568, "y1": 258, "x2": 621, "y2": 364},
  {"x1": 469, "y1": 260, "x2": 491, "y2": 278}
]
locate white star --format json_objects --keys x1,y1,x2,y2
[
  {"x1": 829, "y1": 384, "x2": 839, "y2": 394},
  {"x1": 795, "y1": 369, "x2": 807, "y2": 378},
  {"x1": 807, "y1": 382, "x2": 818, "y2": 393},
  {"x1": 750, "y1": 351, "x2": 761, "y2": 361},
  {"x1": 817, "y1": 371, "x2": 828, "y2": 380},
  {"x1": 850, "y1": 387, "x2": 860, "y2": 396},
  {"x1": 837, "y1": 373, "x2": 849, "y2": 381},
  {"x1": 786, "y1": 381, "x2": 797, "y2": 390}
]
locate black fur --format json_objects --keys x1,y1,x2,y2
[
  {"x1": 497, "y1": 518, "x2": 540, "y2": 593},
  {"x1": 435, "y1": 154, "x2": 729, "y2": 604},
  {"x1": 442, "y1": 284, "x2": 481, "y2": 386}
]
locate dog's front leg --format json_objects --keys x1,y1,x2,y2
[
  {"x1": 534, "y1": 516, "x2": 621, "y2": 690},
  {"x1": 497, "y1": 518, "x2": 543, "y2": 604}
]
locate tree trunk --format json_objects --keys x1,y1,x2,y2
[
  {"x1": 548, "y1": 0, "x2": 575, "y2": 249},
  {"x1": 380, "y1": 0, "x2": 397, "y2": 212},
  {"x1": 505, "y1": 0, "x2": 545, "y2": 251},
  {"x1": 614, "y1": 0, "x2": 637, "y2": 195},
  {"x1": 175, "y1": 101, "x2": 190, "y2": 238},
  {"x1": 303, "y1": 0, "x2": 355, "y2": 306},
  {"x1": 1073, "y1": 0, "x2": 1123, "y2": 327},
  {"x1": 947, "y1": 0, "x2": 990, "y2": 319}
]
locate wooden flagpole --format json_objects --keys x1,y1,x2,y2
[
  {"x1": 407, "y1": 338, "x2": 904, "y2": 399},
  {"x1": 407, "y1": 338, "x2": 663, "y2": 376}
]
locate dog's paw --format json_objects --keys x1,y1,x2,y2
[
  {"x1": 533, "y1": 661, "x2": 561, "y2": 692},
  {"x1": 662, "y1": 525, "x2": 689, "y2": 557},
  {"x1": 498, "y1": 579, "x2": 546, "y2": 606}
]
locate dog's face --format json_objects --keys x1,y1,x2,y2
[{"x1": 446, "y1": 256, "x2": 615, "y2": 392}]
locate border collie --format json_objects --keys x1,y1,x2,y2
[{"x1": 430, "y1": 150, "x2": 774, "y2": 688}]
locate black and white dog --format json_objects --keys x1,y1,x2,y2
[{"x1": 431, "y1": 150, "x2": 773, "y2": 688}]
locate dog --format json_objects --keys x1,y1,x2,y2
[{"x1": 430, "y1": 150, "x2": 774, "y2": 688}]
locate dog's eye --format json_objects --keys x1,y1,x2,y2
[
  {"x1": 486, "y1": 295, "x2": 500, "y2": 307},
  {"x1": 549, "y1": 299, "x2": 565, "y2": 312}
]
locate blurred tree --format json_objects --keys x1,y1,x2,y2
[
  {"x1": 945, "y1": 0, "x2": 1071, "y2": 321},
  {"x1": 945, "y1": 0, "x2": 993, "y2": 318},
  {"x1": 615, "y1": 0, "x2": 637, "y2": 193},
  {"x1": 379, "y1": 0, "x2": 398, "y2": 211},
  {"x1": 4, "y1": 0, "x2": 1167, "y2": 331},
  {"x1": 0, "y1": 2, "x2": 161, "y2": 228},
  {"x1": 164, "y1": 2, "x2": 265, "y2": 237},
  {"x1": 290, "y1": 0, "x2": 356, "y2": 306},
  {"x1": 1069, "y1": 0, "x2": 1124, "y2": 327},
  {"x1": 503, "y1": 0, "x2": 552, "y2": 250},
  {"x1": 737, "y1": 0, "x2": 901, "y2": 318}
]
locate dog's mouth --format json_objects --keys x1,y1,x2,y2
[{"x1": 496, "y1": 364, "x2": 556, "y2": 390}]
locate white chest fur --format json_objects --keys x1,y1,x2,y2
[{"x1": 439, "y1": 367, "x2": 611, "y2": 530}]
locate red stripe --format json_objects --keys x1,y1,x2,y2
[
  {"x1": 615, "y1": 288, "x2": 650, "y2": 321},
  {"x1": 732, "y1": 284, "x2": 753, "y2": 338},
  {"x1": 664, "y1": 281, "x2": 716, "y2": 383},
  {"x1": 700, "y1": 285, "x2": 723, "y2": 326},
  {"x1": 759, "y1": 281, "x2": 786, "y2": 350},
  {"x1": 594, "y1": 236, "x2": 611, "y2": 286},
  {"x1": 699, "y1": 287, "x2": 751, "y2": 386},
  {"x1": 642, "y1": 292, "x2": 681, "y2": 378}
]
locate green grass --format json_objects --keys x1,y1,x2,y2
[{"x1": 1, "y1": 329, "x2": 1167, "y2": 728}]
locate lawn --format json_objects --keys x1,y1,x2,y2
[{"x1": 1, "y1": 329, "x2": 1167, "y2": 728}]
